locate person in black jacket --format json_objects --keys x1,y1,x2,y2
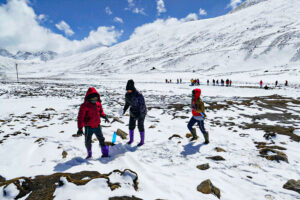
[{"x1": 123, "y1": 80, "x2": 147, "y2": 146}]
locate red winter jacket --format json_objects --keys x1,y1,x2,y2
[
  {"x1": 192, "y1": 88, "x2": 204, "y2": 117},
  {"x1": 77, "y1": 87, "x2": 106, "y2": 130}
]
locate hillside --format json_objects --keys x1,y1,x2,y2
[{"x1": 4, "y1": 0, "x2": 297, "y2": 84}]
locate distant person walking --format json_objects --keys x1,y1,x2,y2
[
  {"x1": 213, "y1": 79, "x2": 215, "y2": 86},
  {"x1": 260, "y1": 80, "x2": 263, "y2": 88},
  {"x1": 123, "y1": 80, "x2": 147, "y2": 146},
  {"x1": 207, "y1": 80, "x2": 209, "y2": 85},
  {"x1": 275, "y1": 80, "x2": 278, "y2": 87},
  {"x1": 285, "y1": 80, "x2": 288, "y2": 86}
]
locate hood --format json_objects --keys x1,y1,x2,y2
[
  {"x1": 193, "y1": 88, "x2": 201, "y2": 101},
  {"x1": 84, "y1": 87, "x2": 100, "y2": 102}
]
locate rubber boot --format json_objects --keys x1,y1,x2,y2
[
  {"x1": 137, "y1": 132, "x2": 145, "y2": 146},
  {"x1": 101, "y1": 146, "x2": 109, "y2": 157},
  {"x1": 86, "y1": 148, "x2": 92, "y2": 159},
  {"x1": 204, "y1": 132, "x2": 209, "y2": 144},
  {"x1": 127, "y1": 130, "x2": 134, "y2": 145},
  {"x1": 190, "y1": 128, "x2": 198, "y2": 141}
]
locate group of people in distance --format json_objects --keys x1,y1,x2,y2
[
  {"x1": 190, "y1": 79, "x2": 200, "y2": 86},
  {"x1": 211, "y1": 79, "x2": 232, "y2": 87},
  {"x1": 260, "y1": 80, "x2": 289, "y2": 89},
  {"x1": 76, "y1": 79, "x2": 209, "y2": 159},
  {"x1": 165, "y1": 78, "x2": 183, "y2": 84},
  {"x1": 190, "y1": 79, "x2": 233, "y2": 87}
]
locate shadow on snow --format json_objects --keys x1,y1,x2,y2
[
  {"x1": 54, "y1": 143, "x2": 139, "y2": 171},
  {"x1": 180, "y1": 142, "x2": 205, "y2": 157}
]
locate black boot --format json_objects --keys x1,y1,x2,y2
[
  {"x1": 204, "y1": 132, "x2": 209, "y2": 144},
  {"x1": 190, "y1": 128, "x2": 198, "y2": 141}
]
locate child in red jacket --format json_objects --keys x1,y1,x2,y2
[{"x1": 77, "y1": 87, "x2": 110, "y2": 159}]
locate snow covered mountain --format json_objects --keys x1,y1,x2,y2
[
  {"x1": 0, "y1": 49, "x2": 57, "y2": 61},
  {"x1": 0, "y1": 49, "x2": 14, "y2": 58},
  {"x1": 13, "y1": 0, "x2": 298, "y2": 83},
  {"x1": 13, "y1": 50, "x2": 58, "y2": 61},
  {"x1": 1, "y1": 0, "x2": 300, "y2": 84}
]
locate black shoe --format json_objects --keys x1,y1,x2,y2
[{"x1": 190, "y1": 136, "x2": 198, "y2": 141}]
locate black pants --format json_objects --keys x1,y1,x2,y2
[
  {"x1": 84, "y1": 126, "x2": 105, "y2": 149},
  {"x1": 129, "y1": 116, "x2": 145, "y2": 132}
]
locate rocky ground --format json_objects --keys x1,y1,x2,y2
[{"x1": 0, "y1": 80, "x2": 299, "y2": 199}]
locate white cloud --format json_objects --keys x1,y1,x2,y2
[
  {"x1": 55, "y1": 21, "x2": 74, "y2": 36},
  {"x1": 156, "y1": 0, "x2": 166, "y2": 15},
  {"x1": 228, "y1": 0, "x2": 243, "y2": 9},
  {"x1": 0, "y1": 0, "x2": 122, "y2": 54},
  {"x1": 127, "y1": 0, "x2": 135, "y2": 8},
  {"x1": 114, "y1": 17, "x2": 124, "y2": 24},
  {"x1": 199, "y1": 8, "x2": 207, "y2": 16},
  {"x1": 132, "y1": 8, "x2": 146, "y2": 15},
  {"x1": 37, "y1": 14, "x2": 47, "y2": 22},
  {"x1": 105, "y1": 6, "x2": 112, "y2": 15},
  {"x1": 125, "y1": 0, "x2": 146, "y2": 15},
  {"x1": 130, "y1": 13, "x2": 199, "y2": 39}
]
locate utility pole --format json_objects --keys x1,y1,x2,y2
[{"x1": 15, "y1": 63, "x2": 19, "y2": 82}]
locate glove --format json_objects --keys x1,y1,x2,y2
[
  {"x1": 77, "y1": 129, "x2": 83, "y2": 136},
  {"x1": 104, "y1": 116, "x2": 110, "y2": 123}
]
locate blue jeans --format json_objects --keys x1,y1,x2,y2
[{"x1": 187, "y1": 117, "x2": 207, "y2": 135}]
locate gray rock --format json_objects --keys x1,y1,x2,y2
[
  {"x1": 197, "y1": 179, "x2": 221, "y2": 199},
  {"x1": 283, "y1": 179, "x2": 300, "y2": 194},
  {"x1": 197, "y1": 163, "x2": 210, "y2": 170}
]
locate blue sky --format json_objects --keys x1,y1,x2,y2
[
  {"x1": 29, "y1": 0, "x2": 243, "y2": 42},
  {"x1": 0, "y1": 0, "x2": 245, "y2": 53}
]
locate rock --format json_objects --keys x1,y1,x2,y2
[
  {"x1": 259, "y1": 148, "x2": 288, "y2": 163},
  {"x1": 45, "y1": 108, "x2": 55, "y2": 111},
  {"x1": 283, "y1": 179, "x2": 300, "y2": 194},
  {"x1": 0, "y1": 175, "x2": 6, "y2": 183},
  {"x1": 206, "y1": 156, "x2": 225, "y2": 161},
  {"x1": 34, "y1": 138, "x2": 45, "y2": 143},
  {"x1": 117, "y1": 129, "x2": 128, "y2": 140},
  {"x1": 265, "y1": 154, "x2": 289, "y2": 163},
  {"x1": 37, "y1": 125, "x2": 48, "y2": 129},
  {"x1": 105, "y1": 141, "x2": 115, "y2": 146},
  {"x1": 186, "y1": 128, "x2": 196, "y2": 138},
  {"x1": 197, "y1": 163, "x2": 210, "y2": 170},
  {"x1": 197, "y1": 179, "x2": 221, "y2": 199},
  {"x1": 0, "y1": 169, "x2": 139, "y2": 199},
  {"x1": 111, "y1": 117, "x2": 125, "y2": 124},
  {"x1": 62, "y1": 151, "x2": 68, "y2": 159},
  {"x1": 72, "y1": 133, "x2": 82, "y2": 137},
  {"x1": 149, "y1": 125, "x2": 156, "y2": 129},
  {"x1": 215, "y1": 147, "x2": 226, "y2": 152},
  {"x1": 109, "y1": 196, "x2": 143, "y2": 200},
  {"x1": 168, "y1": 134, "x2": 182, "y2": 140},
  {"x1": 255, "y1": 142, "x2": 287, "y2": 150}
]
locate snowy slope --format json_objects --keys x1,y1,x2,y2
[{"x1": 9, "y1": 0, "x2": 300, "y2": 84}]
